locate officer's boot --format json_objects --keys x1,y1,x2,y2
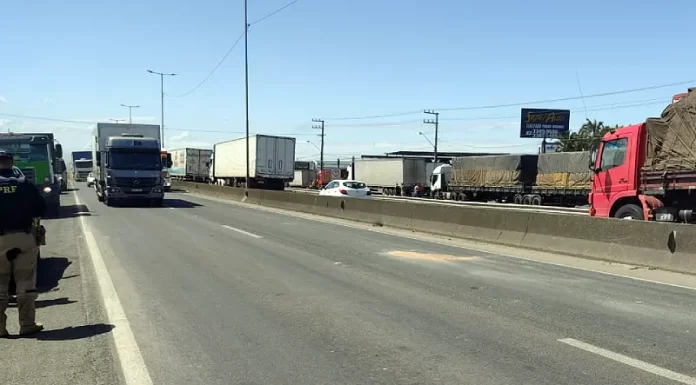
[
  {"x1": 0, "y1": 294, "x2": 8, "y2": 337},
  {"x1": 17, "y1": 290, "x2": 42, "y2": 335}
]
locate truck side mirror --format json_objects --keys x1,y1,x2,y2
[
  {"x1": 589, "y1": 142, "x2": 598, "y2": 172},
  {"x1": 166, "y1": 154, "x2": 173, "y2": 168},
  {"x1": 55, "y1": 144, "x2": 63, "y2": 159}
]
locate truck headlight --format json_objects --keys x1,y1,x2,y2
[{"x1": 43, "y1": 187, "x2": 52, "y2": 193}]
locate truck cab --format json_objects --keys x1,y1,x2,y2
[
  {"x1": 160, "y1": 150, "x2": 172, "y2": 191},
  {"x1": 588, "y1": 123, "x2": 643, "y2": 219},
  {"x1": 96, "y1": 134, "x2": 168, "y2": 206},
  {"x1": 0, "y1": 133, "x2": 63, "y2": 216}
]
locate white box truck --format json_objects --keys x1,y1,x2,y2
[
  {"x1": 210, "y1": 134, "x2": 296, "y2": 190},
  {"x1": 351, "y1": 158, "x2": 430, "y2": 196},
  {"x1": 92, "y1": 123, "x2": 171, "y2": 206},
  {"x1": 169, "y1": 148, "x2": 213, "y2": 182}
]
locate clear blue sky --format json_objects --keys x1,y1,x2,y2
[{"x1": 1, "y1": 0, "x2": 694, "y2": 160}]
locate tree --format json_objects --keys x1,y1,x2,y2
[{"x1": 557, "y1": 119, "x2": 622, "y2": 152}]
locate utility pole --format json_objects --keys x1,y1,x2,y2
[
  {"x1": 120, "y1": 104, "x2": 140, "y2": 126},
  {"x1": 312, "y1": 118, "x2": 325, "y2": 188},
  {"x1": 243, "y1": 0, "x2": 251, "y2": 191},
  {"x1": 147, "y1": 69, "x2": 177, "y2": 148},
  {"x1": 423, "y1": 110, "x2": 439, "y2": 163}
]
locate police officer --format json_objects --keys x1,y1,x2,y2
[{"x1": 0, "y1": 150, "x2": 46, "y2": 337}]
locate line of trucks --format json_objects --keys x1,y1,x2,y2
[{"x1": 85, "y1": 87, "x2": 696, "y2": 224}]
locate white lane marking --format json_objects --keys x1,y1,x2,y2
[
  {"x1": 558, "y1": 338, "x2": 696, "y2": 385},
  {"x1": 73, "y1": 191, "x2": 154, "y2": 385},
  {"x1": 221, "y1": 224, "x2": 263, "y2": 239}
]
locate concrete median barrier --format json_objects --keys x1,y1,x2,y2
[{"x1": 174, "y1": 181, "x2": 696, "y2": 274}]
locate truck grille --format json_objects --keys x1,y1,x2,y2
[
  {"x1": 20, "y1": 168, "x2": 36, "y2": 183},
  {"x1": 114, "y1": 177, "x2": 158, "y2": 188}
]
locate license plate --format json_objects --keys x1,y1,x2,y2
[{"x1": 131, "y1": 188, "x2": 143, "y2": 192}]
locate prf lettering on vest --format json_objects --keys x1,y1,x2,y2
[{"x1": 0, "y1": 185, "x2": 18, "y2": 194}]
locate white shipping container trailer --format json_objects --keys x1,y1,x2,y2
[
  {"x1": 169, "y1": 148, "x2": 213, "y2": 181},
  {"x1": 211, "y1": 134, "x2": 296, "y2": 190},
  {"x1": 289, "y1": 169, "x2": 317, "y2": 188},
  {"x1": 352, "y1": 158, "x2": 430, "y2": 196}
]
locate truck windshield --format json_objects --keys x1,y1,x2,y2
[
  {"x1": 75, "y1": 160, "x2": 93, "y2": 169},
  {"x1": 0, "y1": 141, "x2": 49, "y2": 161},
  {"x1": 109, "y1": 151, "x2": 162, "y2": 170}
]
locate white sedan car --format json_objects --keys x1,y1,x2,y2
[{"x1": 319, "y1": 180, "x2": 372, "y2": 198}]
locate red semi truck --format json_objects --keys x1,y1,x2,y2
[{"x1": 589, "y1": 88, "x2": 696, "y2": 223}]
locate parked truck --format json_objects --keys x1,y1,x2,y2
[
  {"x1": 429, "y1": 152, "x2": 591, "y2": 207},
  {"x1": 0, "y1": 132, "x2": 64, "y2": 216},
  {"x1": 209, "y1": 135, "x2": 295, "y2": 190},
  {"x1": 350, "y1": 158, "x2": 433, "y2": 196},
  {"x1": 71, "y1": 150, "x2": 93, "y2": 182},
  {"x1": 589, "y1": 88, "x2": 696, "y2": 223},
  {"x1": 92, "y1": 123, "x2": 171, "y2": 206},
  {"x1": 169, "y1": 147, "x2": 213, "y2": 182}
]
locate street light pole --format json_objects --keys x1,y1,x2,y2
[
  {"x1": 423, "y1": 110, "x2": 439, "y2": 163},
  {"x1": 312, "y1": 119, "x2": 325, "y2": 188},
  {"x1": 244, "y1": 0, "x2": 250, "y2": 191},
  {"x1": 147, "y1": 69, "x2": 177, "y2": 148},
  {"x1": 120, "y1": 104, "x2": 140, "y2": 127}
]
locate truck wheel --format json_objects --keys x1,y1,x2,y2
[
  {"x1": 531, "y1": 195, "x2": 542, "y2": 206},
  {"x1": 513, "y1": 194, "x2": 523, "y2": 204},
  {"x1": 614, "y1": 204, "x2": 644, "y2": 220},
  {"x1": 522, "y1": 195, "x2": 532, "y2": 205}
]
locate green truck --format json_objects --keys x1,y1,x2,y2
[{"x1": 0, "y1": 132, "x2": 64, "y2": 216}]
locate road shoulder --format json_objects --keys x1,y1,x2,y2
[{"x1": 0, "y1": 188, "x2": 122, "y2": 385}]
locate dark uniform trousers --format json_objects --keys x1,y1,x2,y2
[{"x1": 0, "y1": 231, "x2": 39, "y2": 330}]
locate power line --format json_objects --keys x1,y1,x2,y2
[
  {"x1": 170, "y1": 33, "x2": 244, "y2": 98},
  {"x1": 322, "y1": 79, "x2": 694, "y2": 121},
  {"x1": 313, "y1": 98, "x2": 668, "y2": 129},
  {"x1": 170, "y1": 0, "x2": 301, "y2": 98},
  {"x1": 0, "y1": 113, "x2": 318, "y2": 136},
  {"x1": 250, "y1": 0, "x2": 300, "y2": 25}
]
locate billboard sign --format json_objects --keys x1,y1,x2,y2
[{"x1": 520, "y1": 108, "x2": 570, "y2": 139}]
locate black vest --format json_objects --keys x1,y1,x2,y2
[{"x1": 0, "y1": 175, "x2": 34, "y2": 234}]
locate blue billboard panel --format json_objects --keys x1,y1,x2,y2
[{"x1": 520, "y1": 108, "x2": 570, "y2": 139}]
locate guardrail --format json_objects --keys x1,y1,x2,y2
[
  {"x1": 175, "y1": 181, "x2": 696, "y2": 275},
  {"x1": 286, "y1": 186, "x2": 587, "y2": 215}
]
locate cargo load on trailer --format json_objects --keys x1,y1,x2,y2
[
  {"x1": 169, "y1": 148, "x2": 213, "y2": 182},
  {"x1": 431, "y1": 153, "x2": 589, "y2": 206},
  {"x1": 351, "y1": 158, "x2": 429, "y2": 196},
  {"x1": 209, "y1": 134, "x2": 295, "y2": 190},
  {"x1": 451, "y1": 154, "x2": 537, "y2": 188},
  {"x1": 535, "y1": 152, "x2": 592, "y2": 189}
]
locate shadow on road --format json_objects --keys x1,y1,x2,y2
[
  {"x1": 37, "y1": 257, "x2": 72, "y2": 293},
  {"x1": 57, "y1": 204, "x2": 91, "y2": 219},
  {"x1": 165, "y1": 198, "x2": 203, "y2": 208},
  {"x1": 9, "y1": 323, "x2": 115, "y2": 340},
  {"x1": 9, "y1": 297, "x2": 77, "y2": 309}
]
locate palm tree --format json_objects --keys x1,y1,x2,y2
[{"x1": 558, "y1": 119, "x2": 615, "y2": 152}]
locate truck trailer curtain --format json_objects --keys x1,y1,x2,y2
[{"x1": 644, "y1": 88, "x2": 696, "y2": 172}]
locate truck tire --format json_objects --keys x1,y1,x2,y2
[
  {"x1": 531, "y1": 195, "x2": 542, "y2": 206},
  {"x1": 614, "y1": 204, "x2": 644, "y2": 220},
  {"x1": 513, "y1": 194, "x2": 523, "y2": 205},
  {"x1": 522, "y1": 195, "x2": 532, "y2": 205}
]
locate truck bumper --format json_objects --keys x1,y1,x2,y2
[{"x1": 105, "y1": 186, "x2": 165, "y2": 200}]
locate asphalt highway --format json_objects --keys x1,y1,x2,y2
[{"x1": 4, "y1": 183, "x2": 695, "y2": 385}]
